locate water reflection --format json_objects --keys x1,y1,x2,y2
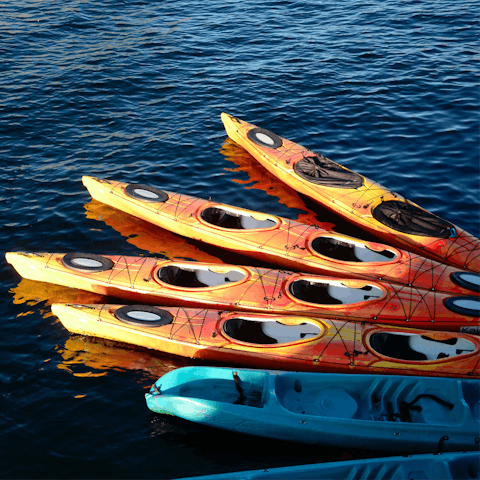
[
  {"x1": 10, "y1": 278, "x2": 107, "y2": 309},
  {"x1": 221, "y1": 138, "x2": 335, "y2": 230},
  {"x1": 57, "y1": 335, "x2": 191, "y2": 380}
]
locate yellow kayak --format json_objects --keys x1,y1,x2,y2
[{"x1": 221, "y1": 113, "x2": 480, "y2": 273}]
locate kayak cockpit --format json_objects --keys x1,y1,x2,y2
[
  {"x1": 289, "y1": 279, "x2": 384, "y2": 305},
  {"x1": 293, "y1": 154, "x2": 364, "y2": 189},
  {"x1": 158, "y1": 264, "x2": 246, "y2": 288},
  {"x1": 369, "y1": 332, "x2": 476, "y2": 361},
  {"x1": 201, "y1": 206, "x2": 278, "y2": 230},
  {"x1": 311, "y1": 236, "x2": 397, "y2": 263},
  {"x1": 223, "y1": 317, "x2": 323, "y2": 345}
]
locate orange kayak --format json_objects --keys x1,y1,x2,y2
[
  {"x1": 51, "y1": 303, "x2": 480, "y2": 378},
  {"x1": 6, "y1": 252, "x2": 479, "y2": 332},
  {"x1": 81, "y1": 175, "x2": 480, "y2": 297},
  {"x1": 221, "y1": 113, "x2": 480, "y2": 273}
]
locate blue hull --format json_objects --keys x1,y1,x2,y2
[
  {"x1": 176, "y1": 452, "x2": 479, "y2": 480},
  {"x1": 146, "y1": 367, "x2": 480, "y2": 453}
]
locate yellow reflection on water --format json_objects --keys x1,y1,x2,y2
[
  {"x1": 84, "y1": 198, "x2": 224, "y2": 263},
  {"x1": 10, "y1": 278, "x2": 107, "y2": 308},
  {"x1": 57, "y1": 335, "x2": 192, "y2": 380},
  {"x1": 10, "y1": 279, "x2": 192, "y2": 379},
  {"x1": 221, "y1": 138, "x2": 335, "y2": 230}
]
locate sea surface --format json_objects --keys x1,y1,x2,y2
[{"x1": 1, "y1": 0, "x2": 478, "y2": 478}]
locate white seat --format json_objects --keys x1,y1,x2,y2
[
  {"x1": 196, "y1": 269, "x2": 228, "y2": 287},
  {"x1": 240, "y1": 215, "x2": 276, "y2": 230},
  {"x1": 408, "y1": 336, "x2": 475, "y2": 360},
  {"x1": 196, "y1": 269, "x2": 245, "y2": 286},
  {"x1": 261, "y1": 322, "x2": 320, "y2": 343},
  {"x1": 327, "y1": 284, "x2": 383, "y2": 304},
  {"x1": 353, "y1": 245, "x2": 396, "y2": 262}
]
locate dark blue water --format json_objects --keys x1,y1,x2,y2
[{"x1": 1, "y1": 1, "x2": 478, "y2": 478}]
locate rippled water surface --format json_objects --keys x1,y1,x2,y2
[{"x1": 1, "y1": 0, "x2": 478, "y2": 478}]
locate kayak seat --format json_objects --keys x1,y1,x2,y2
[
  {"x1": 289, "y1": 280, "x2": 342, "y2": 305},
  {"x1": 277, "y1": 380, "x2": 358, "y2": 419},
  {"x1": 158, "y1": 265, "x2": 208, "y2": 288},
  {"x1": 327, "y1": 284, "x2": 383, "y2": 304},
  {"x1": 370, "y1": 333, "x2": 428, "y2": 361},
  {"x1": 201, "y1": 207, "x2": 242, "y2": 228},
  {"x1": 407, "y1": 336, "x2": 475, "y2": 360},
  {"x1": 353, "y1": 245, "x2": 396, "y2": 262},
  {"x1": 371, "y1": 333, "x2": 475, "y2": 362},
  {"x1": 310, "y1": 237, "x2": 360, "y2": 262},
  {"x1": 290, "y1": 280, "x2": 382, "y2": 305},
  {"x1": 310, "y1": 237, "x2": 396, "y2": 263},
  {"x1": 201, "y1": 207, "x2": 276, "y2": 230},
  {"x1": 196, "y1": 268, "x2": 245, "y2": 287},
  {"x1": 223, "y1": 319, "x2": 278, "y2": 344},
  {"x1": 239, "y1": 215, "x2": 277, "y2": 230},
  {"x1": 261, "y1": 321, "x2": 321, "y2": 343}
]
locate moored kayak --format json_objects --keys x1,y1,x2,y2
[
  {"x1": 52, "y1": 303, "x2": 480, "y2": 378},
  {"x1": 6, "y1": 252, "x2": 480, "y2": 331},
  {"x1": 175, "y1": 451, "x2": 480, "y2": 480},
  {"x1": 146, "y1": 366, "x2": 480, "y2": 453},
  {"x1": 81, "y1": 175, "x2": 480, "y2": 296},
  {"x1": 221, "y1": 113, "x2": 480, "y2": 273}
]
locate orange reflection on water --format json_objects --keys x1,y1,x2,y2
[
  {"x1": 221, "y1": 138, "x2": 335, "y2": 230},
  {"x1": 9, "y1": 280, "x2": 189, "y2": 379},
  {"x1": 84, "y1": 198, "x2": 224, "y2": 263},
  {"x1": 10, "y1": 278, "x2": 107, "y2": 311},
  {"x1": 57, "y1": 335, "x2": 194, "y2": 380}
]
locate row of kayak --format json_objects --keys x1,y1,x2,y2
[
  {"x1": 5, "y1": 114, "x2": 480, "y2": 380},
  {"x1": 162, "y1": 116, "x2": 479, "y2": 478},
  {"x1": 5, "y1": 114, "x2": 480, "y2": 478}
]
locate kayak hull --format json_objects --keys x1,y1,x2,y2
[
  {"x1": 50, "y1": 303, "x2": 480, "y2": 378},
  {"x1": 146, "y1": 366, "x2": 480, "y2": 453},
  {"x1": 175, "y1": 452, "x2": 480, "y2": 480},
  {"x1": 80, "y1": 175, "x2": 480, "y2": 297},
  {"x1": 6, "y1": 252, "x2": 480, "y2": 331},
  {"x1": 221, "y1": 113, "x2": 480, "y2": 273}
]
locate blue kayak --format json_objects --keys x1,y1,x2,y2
[
  {"x1": 176, "y1": 451, "x2": 479, "y2": 480},
  {"x1": 145, "y1": 367, "x2": 480, "y2": 453}
]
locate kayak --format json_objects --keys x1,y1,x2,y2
[
  {"x1": 81, "y1": 175, "x2": 480, "y2": 297},
  {"x1": 6, "y1": 252, "x2": 480, "y2": 331},
  {"x1": 146, "y1": 367, "x2": 480, "y2": 453},
  {"x1": 221, "y1": 113, "x2": 480, "y2": 274},
  {"x1": 51, "y1": 303, "x2": 480, "y2": 378},
  {"x1": 175, "y1": 452, "x2": 480, "y2": 480}
]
